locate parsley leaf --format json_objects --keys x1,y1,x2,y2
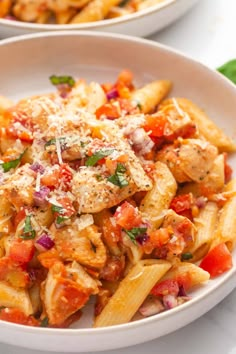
[
  {"x1": 0, "y1": 150, "x2": 26, "y2": 173},
  {"x1": 49, "y1": 75, "x2": 75, "y2": 87},
  {"x1": 85, "y1": 149, "x2": 114, "y2": 167},
  {"x1": 20, "y1": 215, "x2": 36, "y2": 240},
  {"x1": 181, "y1": 252, "x2": 193, "y2": 261},
  {"x1": 56, "y1": 215, "x2": 69, "y2": 225},
  {"x1": 124, "y1": 227, "x2": 147, "y2": 244},
  {"x1": 217, "y1": 59, "x2": 236, "y2": 84},
  {"x1": 107, "y1": 163, "x2": 129, "y2": 188}
]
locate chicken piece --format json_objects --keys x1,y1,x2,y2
[
  {"x1": 51, "y1": 222, "x2": 107, "y2": 269},
  {"x1": 0, "y1": 164, "x2": 35, "y2": 210},
  {"x1": 157, "y1": 139, "x2": 218, "y2": 183},
  {"x1": 42, "y1": 261, "x2": 99, "y2": 326}
]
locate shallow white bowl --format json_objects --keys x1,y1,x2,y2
[
  {"x1": 0, "y1": 31, "x2": 236, "y2": 353},
  {"x1": 0, "y1": 0, "x2": 199, "y2": 39}
]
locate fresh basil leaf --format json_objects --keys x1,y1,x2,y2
[
  {"x1": 85, "y1": 149, "x2": 114, "y2": 167},
  {"x1": 107, "y1": 163, "x2": 129, "y2": 188},
  {"x1": 0, "y1": 150, "x2": 26, "y2": 173},
  {"x1": 181, "y1": 252, "x2": 193, "y2": 261},
  {"x1": 217, "y1": 59, "x2": 236, "y2": 84},
  {"x1": 51, "y1": 205, "x2": 64, "y2": 214},
  {"x1": 49, "y1": 75, "x2": 75, "y2": 87},
  {"x1": 20, "y1": 215, "x2": 36, "y2": 240},
  {"x1": 124, "y1": 227, "x2": 147, "y2": 244}
]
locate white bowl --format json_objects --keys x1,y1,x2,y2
[
  {"x1": 0, "y1": 31, "x2": 236, "y2": 353},
  {"x1": 0, "y1": 0, "x2": 199, "y2": 39}
]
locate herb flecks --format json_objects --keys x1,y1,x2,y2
[
  {"x1": 181, "y1": 252, "x2": 193, "y2": 261},
  {"x1": 0, "y1": 150, "x2": 26, "y2": 173},
  {"x1": 124, "y1": 227, "x2": 147, "y2": 244},
  {"x1": 20, "y1": 215, "x2": 36, "y2": 240},
  {"x1": 49, "y1": 75, "x2": 75, "y2": 87},
  {"x1": 107, "y1": 163, "x2": 129, "y2": 188},
  {"x1": 85, "y1": 149, "x2": 114, "y2": 167}
]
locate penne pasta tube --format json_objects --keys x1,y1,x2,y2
[
  {"x1": 131, "y1": 80, "x2": 172, "y2": 114},
  {"x1": 140, "y1": 161, "x2": 177, "y2": 228},
  {"x1": 70, "y1": 0, "x2": 122, "y2": 23},
  {"x1": 55, "y1": 9, "x2": 77, "y2": 24},
  {"x1": 161, "y1": 98, "x2": 236, "y2": 152},
  {"x1": 190, "y1": 202, "x2": 219, "y2": 261},
  {"x1": 137, "y1": 0, "x2": 165, "y2": 11},
  {"x1": 0, "y1": 281, "x2": 33, "y2": 315},
  {"x1": 94, "y1": 259, "x2": 171, "y2": 327},
  {"x1": 210, "y1": 179, "x2": 236, "y2": 251},
  {"x1": 161, "y1": 262, "x2": 210, "y2": 289}
]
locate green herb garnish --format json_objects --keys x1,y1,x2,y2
[
  {"x1": 85, "y1": 149, "x2": 114, "y2": 167},
  {"x1": 181, "y1": 252, "x2": 193, "y2": 261},
  {"x1": 51, "y1": 205, "x2": 64, "y2": 213},
  {"x1": 56, "y1": 215, "x2": 69, "y2": 225},
  {"x1": 44, "y1": 137, "x2": 66, "y2": 151},
  {"x1": 20, "y1": 215, "x2": 36, "y2": 240},
  {"x1": 124, "y1": 227, "x2": 147, "y2": 244},
  {"x1": 107, "y1": 163, "x2": 129, "y2": 188},
  {"x1": 0, "y1": 150, "x2": 26, "y2": 173},
  {"x1": 217, "y1": 59, "x2": 236, "y2": 84},
  {"x1": 49, "y1": 75, "x2": 75, "y2": 87},
  {"x1": 136, "y1": 102, "x2": 142, "y2": 111},
  {"x1": 40, "y1": 317, "x2": 49, "y2": 327}
]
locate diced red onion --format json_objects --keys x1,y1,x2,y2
[
  {"x1": 33, "y1": 186, "x2": 50, "y2": 207},
  {"x1": 36, "y1": 233, "x2": 55, "y2": 251},
  {"x1": 178, "y1": 284, "x2": 187, "y2": 297},
  {"x1": 4, "y1": 15, "x2": 17, "y2": 21},
  {"x1": 139, "y1": 297, "x2": 164, "y2": 317},
  {"x1": 130, "y1": 128, "x2": 154, "y2": 155},
  {"x1": 163, "y1": 294, "x2": 178, "y2": 310},
  {"x1": 136, "y1": 234, "x2": 149, "y2": 246},
  {"x1": 195, "y1": 196, "x2": 207, "y2": 209},
  {"x1": 30, "y1": 162, "x2": 45, "y2": 174},
  {"x1": 106, "y1": 88, "x2": 118, "y2": 100},
  {"x1": 57, "y1": 84, "x2": 70, "y2": 99}
]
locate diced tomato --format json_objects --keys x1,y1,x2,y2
[
  {"x1": 117, "y1": 69, "x2": 133, "y2": 88},
  {"x1": 37, "y1": 248, "x2": 61, "y2": 269},
  {"x1": 100, "y1": 256, "x2": 124, "y2": 282},
  {"x1": 176, "y1": 272, "x2": 192, "y2": 290},
  {"x1": 170, "y1": 194, "x2": 192, "y2": 214},
  {"x1": 149, "y1": 228, "x2": 170, "y2": 248},
  {"x1": 5, "y1": 108, "x2": 34, "y2": 143},
  {"x1": 101, "y1": 82, "x2": 113, "y2": 93},
  {"x1": 117, "y1": 98, "x2": 139, "y2": 115},
  {"x1": 59, "y1": 163, "x2": 73, "y2": 191},
  {"x1": 151, "y1": 279, "x2": 179, "y2": 296},
  {"x1": 9, "y1": 239, "x2": 35, "y2": 264},
  {"x1": 14, "y1": 208, "x2": 27, "y2": 228},
  {"x1": 223, "y1": 153, "x2": 233, "y2": 183},
  {"x1": 200, "y1": 243, "x2": 233, "y2": 278},
  {"x1": 55, "y1": 196, "x2": 75, "y2": 218},
  {"x1": 0, "y1": 257, "x2": 29, "y2": 287},
  {"x1": 143, "y1": 114, "x2": 168, "y2": 137},
  {"x1": 0, "y1": 308, "x2": 39, "y2": 326},
  {"x1": 114, "y1": 201, "x2": 142, "y2": 229},
  {"x1": 41, "y1": 166, "x2": 60, "y2": 189},
  {"x1": 95, "y1": 103, "x2": 120, "y2": 120},
  {"x1": 116, "y1": 82, "x2": 131, "y2": 99}
]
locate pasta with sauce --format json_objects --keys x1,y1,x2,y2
[{"x1": 0, "y1": 70, "x2": 235, "y2": 328}]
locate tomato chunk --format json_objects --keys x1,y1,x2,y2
[
  {"x1": 143, "y1": 115, "x2": 168, "y2": 137},
  {"x1": 0, "y1": 308, "x2": 39, "y2": 326},
  {"x1": 114, "y1": 201, "x2": 142, "y2": 229},
  {"x1": 9, "y1": 239, "x2": 35, "y2": 264},
  {"x1": 151, "y1": 279, "x2": 179, "y2": 296},
  {"x1": 200, "y1": 243, "x2": 233, "y2": 278}
]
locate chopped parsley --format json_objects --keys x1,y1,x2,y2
[
  {"x1": 51, "y1": 205, "x2": 64, "y2": 213},
  {"x1": 51, "y1": 204, "x2": 70, "y2": 225},
  {"x1": 85, "y1": 149, "x2": 114, "y2": 167},
  {"x1": 124, "y1": 227, "x2": 147, "y2": 244},
  {"x1": 20, "y1": 215, "x2": 36, "y2": 240},
  {"x1": 49, "y1": 75, "x2": 75, "y2": 87},
  {"x1": 56, "y1": 215, "x2": 70, "y2": 225},
  {"x1": 181, "y1": 252, "x2": 193, "y2": 261},
  {"x1": 107, "y1": 163, "x2": 129, "y2": 188},
  {"x1": 0, "y1": 150, "x2": 26, "y2": 173},
  {"x1": 44, "y1": 137, "x2": 66, "y2": 151}
]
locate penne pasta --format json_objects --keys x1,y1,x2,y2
[
  {"x1": 190, "y1": 202, "x2": 219, "y2": 261},
  {"x1": 137, "y1": 0, "x2": 165, "y2": 11},
  {"x1": 131, "y1": 80, "x2": 172, "y2": 114},
  {"x1": 161, "y1": 98, "x2": 236, "y2": 152},
  {"x1": 140, "y1": 161, "x2": 177, "y2": 228},
  {"x1": 0, "y1": 281, "x2": 33, "y2": 315},
  {"x1": 94, "y1": 259, "x2": 171, "y2": 327}
]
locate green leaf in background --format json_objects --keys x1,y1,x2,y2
[{"x1": 217, "y1": 59, "x2": 236, "y2": 84}]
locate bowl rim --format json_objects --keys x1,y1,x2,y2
[
  {"x1": 0, "y1": 0, "x2": 176, "y2": 30},
  {"x1": 0, "y1": 30, "x2": 235, "y2": 336}
]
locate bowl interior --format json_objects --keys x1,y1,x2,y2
[{"x1": 0, "y1": 31, "x2": 236, "y2": 352}]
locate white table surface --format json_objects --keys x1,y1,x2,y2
[{"x1": 1, "y1": 0, "x2": 236, "y2": 353}]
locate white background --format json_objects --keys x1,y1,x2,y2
[{"x1": 1, "y1": 0, "x2": 236, "y2": 353}]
